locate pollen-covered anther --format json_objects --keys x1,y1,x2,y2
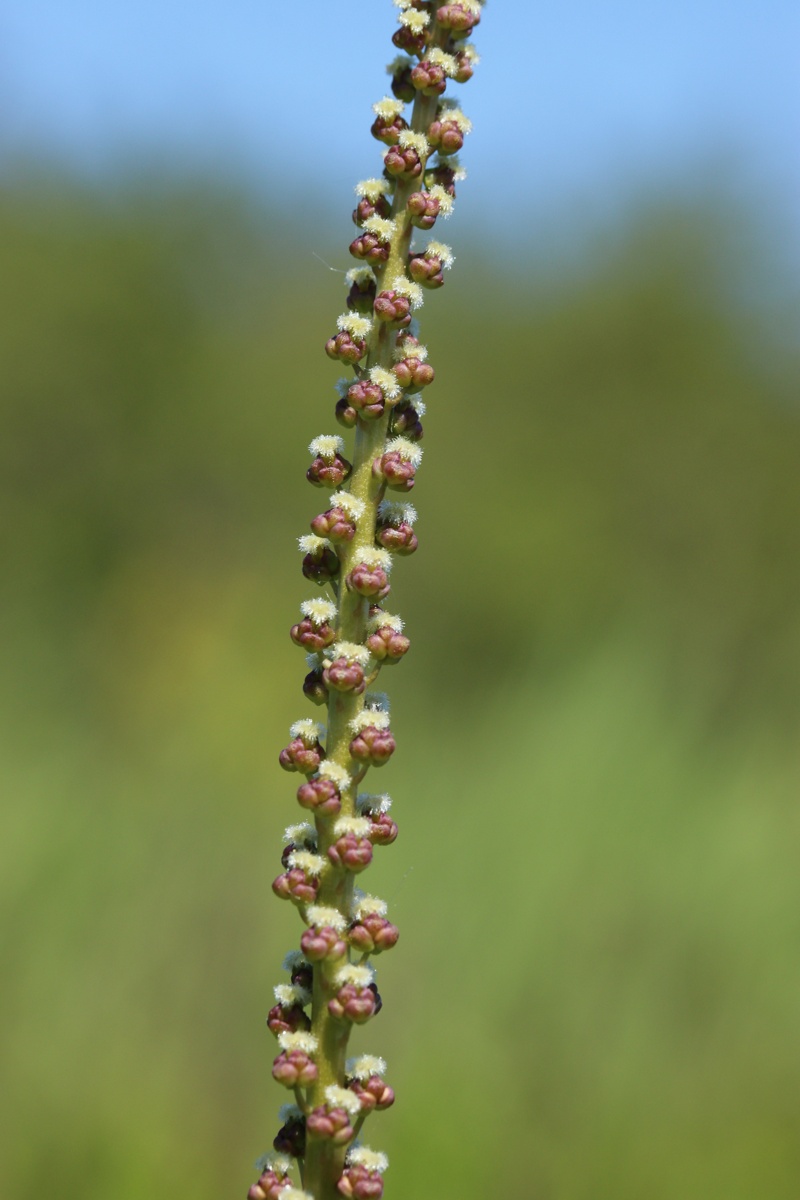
[
  {"x1": 389, "y1": 276, "x2": 425, "y2": 310},
  {"x1": 347, "y1": 1054, "x2": 388, "y2": 1081},
  {"x1": 277, "y1": 1030, "x2": 318, "y2": 1055},
  {"x1": 309, "y1": 435, "x2": 344, "y2": 460},
  {"x1": 325, "y1": 1085, "x2": 366, "y2": 1118},
  {"x1": 300, "y1": 600, "x2": 337, "y2": 626},
  {"x1": 373, "y1": 437, "x2": 423, "y2": 493},
  {"x1": 367, "y1": 608, "x2": 405, "y2": 635},
  {"x1": 349, "y1": 709, "x2": 391, "y2": 735},
  {"x1": 399, "y1": 8, "x2": 430, "y2": 31},
  {"x1": 318, "y1": 760, "x2": 352, "y2": 789},
  {"x1": 393, "y1": 335, "x2": 434, "y2": 391},
  {"x1": 335, "y1": 963, "x2": 375, "y2": 990},
  {"x1": 273, "y1": 983, "x2": 311, "y2": 1011},
  {"x1": 286, "y1": 850, "x2": 326, "y2": 877},
  {"x1": 354, "y1": 894, "x2": 389, "y2": 920},
  {"x1": 347, "y1": 1147, "x2": 389, "y2": 1175}
]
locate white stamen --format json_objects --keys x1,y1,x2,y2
[
  {"x1": 352, "y1": 547, "x2": 393, "y2": 571},
  {"x1": 368, "y1": 366, "x2": 401, "y2": 400},
  {"x1": 346, "y1": 1054, "x2": 387, "y2": 1081},
  {"x1": 347, "y1": 1147, "x2": 389, "y2": 1174},
  {"x1": 306, "y1": 905, "x2": 347, "y2": 932},
  {"x1": 277, "y1": 1030, "x2": 319, "y2": 1054},
  {"x1": 378, "y1": 501, "x2": 418, "y2": 532},
  {"x1": 371, "y1": 97, "x2": 405, "y2": 121},
  {"x1": 333, "y1": 816, "x2": 373, "y2": 838},
  {"x1": 336, "y1": 312, "x2": 373, "y2": 338},
  {"x1": 283, "y1": 822, "x2": 317, "y2": 846},
  {"x1": 299, "y1": 599, "x2": 336, "y2": 626},
  {"x1": 345, "y1": 265, "x2": 377, "y2": 287},
  {"x1": 254, "y1": 1152, "x2": 293, "y2": 1175},
  {"x1": 308, "y1": 434, "x2": 344, "y2": 460},
  {"x1": 318, "y1": 760, "x2": 352, "y2": 788},
  {"x1": 393, "y1": 338, "x2": 428, "y2": 362},
  {"x1": 398, "y1": 129, "x2": 430, "y2": 157},
  {"x1": 286, "y1": 850, "x2": 326, "y2": 877},
  {"x1": 354, "y1": 893, "x2": 388, "y2": 919},
  {"x1": 273, "y1": 982, "x2": 310, "y2": 1009},
  {"x1": 362, "y1": 215, "x2": 396, "y2": 241},
  {"x1": 388, "y1": 276, "x2": 424, "y2": 309},
  {"x1": 289, "y1": 718, "x2": 324, "y2": 743},
  {"x1": 334, "y1": 963, "x2": 374, "y2": 989},
  {"x1": 424, "y1": 240, "x2": 455, "y2": 269},
  {"x1": 384, "y1": 437, "x2": 423, "y2": 467},
  {"x1": 399, "y1": 9, "x2": 429, "y2": 32},
  {"x1": 427, "y1": 47, "x2": 459, "y2": 76},
  {"x1": 357, "y1": 793, "x2": 393, "y2": 815},
  {"x1": 324, "y1": 1085, "x2": 362, "y2": 1116},
  {"x1": 349, "y1": 709, "x2": 391, "y2": 734},
  {"x1": 428, "y1": 184, "x2": 454, "y2": 217},
  {"x1": 366, "y1": 609, "x2": 405, "y2": 634},
  {"x1": 298, "y1": 535, "x2": 331, "y2": 555},
  {"x1": 328, "y1": 491, "x2": 365, "y2": 519},
  {"x1": 330, "y1": 641, "x2": 371, "y2": 665}
]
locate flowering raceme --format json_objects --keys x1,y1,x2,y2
[{"x1": 249, "y1": 3, "x2": 484, "y2": 1198}]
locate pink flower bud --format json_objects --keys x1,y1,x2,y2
[
  {"x1": 352, "y1": 193, "x2": 392, "y2": 225},
  {"x1": 328, "y1": 981, "x2": 378, "y2": 1024},
  {"x1": 370, "y1": 112, "x2": 407, "y2": 145},
  {"x1": 325, "y1": 329, "x2": 368, "y2": 364},
  {"x1": 349, "y1": 913, "x2": 400, "y2": 955},
  {"x1": 307, "y1": 452, "x2": 353, "y2": 489},
  {"x1": 349, "y1": 232, "x2": 390, "y2": 267},
  {"x1": 307, "y1": 1105, "x2": 354, "y2": 1145},
  {"x1": 384, "y1": 143, "x2": 424, "y2": 181},
  {"x1": 374, "y1": 450, "x2": 417, "y2": 492},
  {"x1": 364, "y1": 807, "x2": 399, "y2": 845},
  {"x1": 272, "y1": 1048, "x2": 318, "y2": 1088},
  {"x1": 408, "y1": 251, "x2": 445, "y2": 289},
  {"x1": 297, "y1": 776, "x2": 342, "y2": 816},
  {"x1": 349, "y1": 724, "x2": 396, "y2": 767},
  {"x1": 337, "y1": 1165, "x2": 385, "y2": 1199},
  {"x1": 407, "y1": 189, "x2": 441, "y2": 230},
  {"x1": 349, "y1": 1075, "x2": 395, "y2": 1112},
  {"x1": 249, "y1": 1166, "x2": 293, "y2": 1200},
  {"x1": 279, "y1": 736, "x2": 324, "y2": 774},
  {"x1": 347, "y1": 379, "x2": 385, "y2": 419},
  {"x1": 410, "y1": 60, "x2": 447, "y2": 96},
  {"x1": 301, "y1": 924, "x2": 348, "y2": 962},
  {"x1": 437, "y1": 2, "x2": 481, "y2": 34},
  {"x1": 310, "y1": 508, "x2": 356, "y2": 543},
  {"x1": 267, "y1": 1003, "x2": 311, "y2": 1036},
  {"x1": 323, "y1": 657, "x2": 367, "y2": 694},
  {"x1": 392, "y1": 354, "x2": 435, "y2": 392},
  {"x1": 366, "y1": 625, "x2": 411, "y2": 663},
  {"x1": 427, "y1": 116, "x2": 465, "y2": 154},
  {"x1": 346, "y1": 561, "x2": 391, "y2": 600},
  {"x1": 291, "y1": 616, "x2": 337, "y2": 649},
  {"x1": 328, "y1": 832, "x2": 374, "y2": 873},
  {"x1": 272, "y1": 867, "x2": 320, "y2": 906},
  {"x1": 376, "y1": 519, "x2": 418, "y2": 555}
]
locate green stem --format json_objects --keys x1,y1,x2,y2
[{"x1": 301, "y1": 49, "x2": 445, "y2": 1200}]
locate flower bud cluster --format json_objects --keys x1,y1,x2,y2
[{"x1": 253, "y1": 3, "x2": 482, "y2": 1197}]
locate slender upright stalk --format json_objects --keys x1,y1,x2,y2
[{"x1": 246, "y1": 5, "x2": 484, "y2": 1200}]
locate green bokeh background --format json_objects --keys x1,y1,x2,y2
[{"x1": 2, "y1": 175, "x2": 799, "y2": 1199}]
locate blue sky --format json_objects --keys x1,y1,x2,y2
[{"x1": 2, "y1": 0, "x2": 798, "y2": 253}]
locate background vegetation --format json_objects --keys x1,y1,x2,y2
[{"x1": 1, "y1": 173, "x2": 799, "y2": 1199}]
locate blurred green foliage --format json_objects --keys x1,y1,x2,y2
[{"x1": 1, "y1": 175, "x2": 799, "y2": 1199}]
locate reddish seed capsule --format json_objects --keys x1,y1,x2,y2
[
  {"x1": 290, "y1": 616, "x2": 337, "y2": 649},
  {"x1": 427, "y1": 116, "x2": 465, "y2": 154},
  {"x1": 301, "y1": 924, "x2": 347, "y2": 963},
  {"x1": 297, "y1": 776, "x2": 342, "y2": 816},
  {"x1": 349, "y1": 1075, "x2": 395, "y2": 1112},
  {"x1": 337, "y1": 1165, "x2": 385, "y2": 1199},
  {"x1": 374, "y1": 288, "x2": 412, "y2": 327},
  {"x1": 323, "y1": 657, "x2": 366, "y2": 694},
  {"x1": 309, "y1": 508, "x2": 356, "y2": 543},
  {"x1": 349, "y1": 232, "x2": 391, "y2": 267},
  {"x1": 306, "y1": 452, "x2": 353, "y2": 489},
  {"x1": 266, "y1": 1003, "x2": 311, "y2": 1037},
  {"x1": 347, "y1": 561, "x2": 391, "y2": 600},
  {"x1": 407, "y1": 189, "x2": 441, "y2": 230},
  {"x1": 272, "y1": 1048, "x2": 318, "y2": 1088},
  {"x1": 384, "y1": 143, "x2": 424, "y2": 181},
  {"x1": 279, "y1": 735, "x2": 324, "y2": 774},
  {"x1": 436, "y1": 2, "x2": 481, "y2": 34},
  {"x1": 349, "y1": 724, "x2": 396, "y2": 767},
  {"x1": 307, "y1": 1106, "x2": 354, "y2": 1146},
  {"x1": 325, "y1": 329, "x2": 369, "y2": 363},
  {"x1": 328, "y1": 981, "x2": 378, "y2": 1024},
  {"x1": 370, "y1": 112, "x2": 407, "y2": 145},
  {"x1": 349, "y1": 913, "x2": 400, "y2": 955},
  {"x1": 347, "y1": 379, "x2": 385, "y2": 419},
  {"x1": 328, "y1": 832, "x2": 374, "y2": 873},
  {"x1": 272, "y1": 867, "x2": 320, "y2": 906},
  {"x1": 410, "y1": 60, "x2": 447, "y2": 96}
]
